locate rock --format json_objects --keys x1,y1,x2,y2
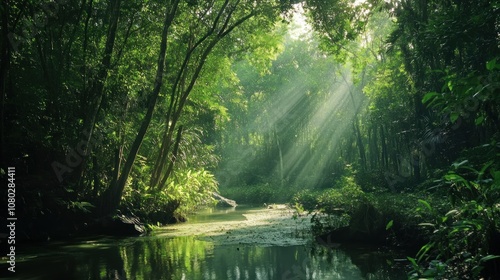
[{"x1": 213, "y1": 192, "x2": 237, "y2": 207}]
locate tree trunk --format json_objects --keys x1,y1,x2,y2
[
  {"x1": 370, "y1": 126, "x2": 379, "y2": 170},
  {"x1": 354, "y1": 117, "x2": 366, "y2": 170},
  {"x1": 157, "y1": 125, "x2": 184, "y2": 191},
  {"x1": 413, "y1": 152, "x2": 421, "y2": 182},
  {"x1": 99, "y1": 1, "x2": 180, "y2": 216},
  {"x1": 380, "y1": 125, "x2": 388, "y2": 169},
  {"x1": 275, "y1": 129, "x2": 284, "y2": 188},
  {"x1": 77, "y1": 0, "x2": 121, "y2": 185}
]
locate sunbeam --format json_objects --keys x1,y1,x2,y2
[{"x1": 279, "y1": 68, "x2": 367, "y2": 188}]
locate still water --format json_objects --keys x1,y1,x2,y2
[{"x1": 4, "y1": 207, "x2": 408, "y2": 279}]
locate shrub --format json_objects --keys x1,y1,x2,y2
[
  {"x1": 292, "y1": 189, "x2": 319, "y2": 212},
  {"x1": 121, "y1": 168, "x2": 218, "y2": 224},
  {"x1": 219, "y1": 183, "x2": 296, "y2": 204},
  {"x1": 408, "y1": 160, "x2": 500, "y2": 279},
  {"x1": 317, "y1": 175, "x2": 368, "y2": 215}
]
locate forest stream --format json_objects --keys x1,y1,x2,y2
[{"x1": 2, "y1": 205, "x2": 408, "y2": 279}]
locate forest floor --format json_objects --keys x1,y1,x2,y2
[{"x1": 155, "y1": 204, "x2": 312, "y2": 246}]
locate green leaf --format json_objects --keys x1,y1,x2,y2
[
  {"x1": 422, "y1": 92, "x2": 439, "y2": 104},
  {"x1": 418, "y1": 222, "x2": 435, "y2": 227},
  {"x1": 407, "y1": 256, "x2": 419, "y2": 270},
  {"x1": 450, "y1": 112, "x2": 460, "y2": 123},
  {"x1": 486, "y1": 58, "x2": 499, "y2": 71},
  {"x1": 416, "y1": 243, "x2": 434, "y2": 262},
  {"x1": 480, "y1": 255, "x2": 500, "y2": 262},
  {"x1": 447, "y1": 80, "x2": 454, "y2": 91},
  {"x1": 444, "y1": 173, "x2": 465, "y2": 182},
  {"x1": 452, "y1": 160, "x2": 469, "y2": 169},
  {"x1": 386, "y1": 220, "x2": 394, "y2": 230},
  {"x1": 475, "y1": 115, "x2": 485, "y2": 125},
  {"x1": 418, "y1": 199, "x2": 432, "y2": 212},
  {"x1": 491, "y1": 170, "x2": 500, "y2": 183},
  {"x1": 478, "y1": 161, "x2": 493, "y2": 180},
  {"x1": 422, "y1": 269, "x2": 437, "y2": 277},
  {"x1": 445, "y1": 209, "x2": 459, "y2": 216}
]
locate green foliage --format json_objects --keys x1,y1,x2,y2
[
  {"x1": 122, "y1": 167, "x2": 218, "y2": 223},
  {"x1": 409, "y1": 159, "x2": 500, "y2": 279},
  {"x1": 292, "y1": 189, "x2": 319, "y2": 212},
  {"x1": 219, "y1": 183, "x2": 297, "y2": 204},
  {"x1": 310, "y1": 211, "x2": 351, "y2": 237},
  {"x1": 295, "y1": 174, "x2": 375, "y2": 236},
  {"x1": 370, "y1": 192, "x2": 445, "y2": 246},
  {"x1": 292, "y1": 172, "x2": 368, "y2": 216},
  {"x1": 422, "y1": 58, "x2": 500, "y2": 126},
  {"x1": 167, "y1": 169, "x2": 219, "y2": 216},
  {"x1": 304, "y1": 0, "x2": 374, "y2": 59},
  {"x1": 65, "y1": 201, "x2": 96, "y2": 214},
  {"x1": 385, "y1": 219, "x2": 393, "y2": 230},
  {"x1": 295, "y1": 173, "x2": 449, "y2": 247},
  {"x1": 317, "y1": 176, "x2": 368, "y2": 215}
]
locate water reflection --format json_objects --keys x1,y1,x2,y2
[{"x1": 7, "y1": 235, "x2": 406, "y2": 280}]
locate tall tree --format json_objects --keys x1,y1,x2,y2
[{"x1": 100, "y1": 0, "x2": 180, "y2": 215}]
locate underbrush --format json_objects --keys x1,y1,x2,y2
[
  {"x1": 407, "y1": 159, "x2": 500, "y2": 279},
  {"x1": 121, "y1": 168, "x2": 218, "y2": 224},
  {"x1": 294, "y1": 186, "x2": 443, "y2": 247},
  {"x1": 219, "y1": 183, "x2": 298, "y2": 204},
  {"x1": 292, "y1": 155, "x2": 500, "y2": 279}
]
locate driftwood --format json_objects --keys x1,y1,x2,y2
[{"x1": 212, "y1": 192, "x2": 237, "y2": 207}]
